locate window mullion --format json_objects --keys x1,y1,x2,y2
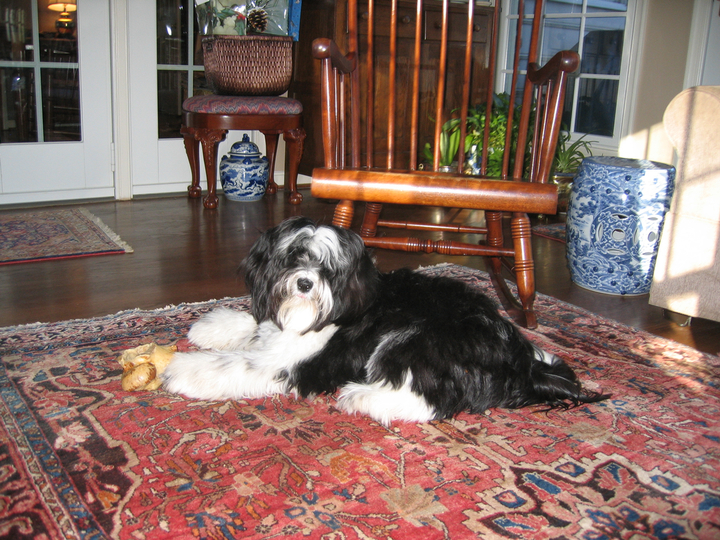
[
  {"x1": 571, "y1": 7, "x2": 588, "y2": 135},
  {"x1": 500, "y1": 0, "x2": 633, "y2": 146},
  {"x1": 188, "y1": 0, "x2": 195, "y2": 99},
  {"x1": 30, "y1": 0, "x2": 44, "y2": 142}
]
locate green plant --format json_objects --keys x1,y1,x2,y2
[
  {"x1": 422, "y1": 118, "x2": 461, "y2": 167},
  {"x1": 464, "y1": 93, "x2": 523, "y2": 177},
  {"x1": 425, "y1": 95, "x2": 597, "y2": 177},
  {"x1": 424, "y1": 93, "x2": 523, "y2": 173},
  {"x1": 553, "y1": 131, "x2": 594, "y2": 174}
]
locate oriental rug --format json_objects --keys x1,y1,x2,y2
[
  {"x1": 1, "y1": 264, "x2": 719, "y2": 540},
  {"x1": 0, "y1": 207, "x2": 133, "y2": 265},
  {"x1": 532, "y1": 222, "x2": 566, "y2": 243}
]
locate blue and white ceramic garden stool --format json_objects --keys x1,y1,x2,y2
[{"x1": 566, "y1": 156, "x2": 675, "y2": 295}]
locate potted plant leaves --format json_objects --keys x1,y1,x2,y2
[
  {"x1": 423, "y1": 94, "x2": 524, "y2": 176},
  {"x1": 551, "y1": 131, "x2": 594, "y2": 212},
  {"x1": 424, "y1": 93, "x2": 595, "y2": 214},
  {"x1": 463, "y1": 94, "x2": 524, "y2": 177},
  {"x1": 422, "y1": 117, "x2": 461, "y2": 171}
]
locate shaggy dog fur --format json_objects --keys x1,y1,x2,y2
[{"x1": 162, "y1": 217, "x2": 607, "y2": 424}]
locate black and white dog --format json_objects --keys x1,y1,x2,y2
[{"x1": 162, "y1": 217, "x2": 606, "y2": 424}]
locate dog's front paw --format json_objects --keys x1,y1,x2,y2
[
  {"x1": 161, "y1": 351, "x2": 229, "y2": 400},
  {"x1": 188, "y1": 308, "x2": 257, "y2": 350}
]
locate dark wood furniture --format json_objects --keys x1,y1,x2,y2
[
  {"x1": 310, "y1": 0, "x2": 579, "y2": 328},
  {"x1": 290, "y1": 0, "x2": 494, "y2": 176},
  {"x1": 181, "y1": 95, "x2": 305, "y2": 209}
]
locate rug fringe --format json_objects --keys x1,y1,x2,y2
[
  {"x1": 78, "y1": 207, "x2": 134, "y2": 253},
  {"x1": 0, "y1": 296, "x2": 241, "y2": 333}
]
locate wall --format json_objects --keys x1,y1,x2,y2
[
  {"x1": 619, "y1": 0, "x2": 693, "y2": 164},
  {"x1": 702, "y1": 0, "x2": 720, "y2": 85}
]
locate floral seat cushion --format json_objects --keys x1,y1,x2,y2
[{"x1": 182, "y1": 95, "x2": 303, "y2": 116}]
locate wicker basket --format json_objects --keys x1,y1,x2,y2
[{"x1": 202, "y1": 35, "x2": 293, "y2": 96}]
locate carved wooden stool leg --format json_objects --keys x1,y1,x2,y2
[
  {"x1": 284, "y1": 127, "x2": 305, "y2": 205},
  {"x1": 181, "y1": 126, "x2": 202, "y2": 199},
  {"x1": 196, "y1": 128, "x2": 227, "y2": 209},
  {"x1": 261, "y1": 131, "x2": 280, "y2": 195},
  {"x1": 510, "y1": 212, "x2": 537, "y2": 329}
]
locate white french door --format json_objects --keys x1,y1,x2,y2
[
  {"x1": 0, "y1": 0, "x2": 113, "y2": 205},
  {"x1": 123, "y1": 0, "x2": 200, "y2": 198},
  {"x1": 122, "y1": 0, "x2": 275, "y2": 199}
]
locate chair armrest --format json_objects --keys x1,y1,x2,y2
[
  {"x1": 312, "y1": 38, "x2": 355, "y2": 74},
  {"x1": 528, "y1": 50, "x2": 579, "y2": 85}
]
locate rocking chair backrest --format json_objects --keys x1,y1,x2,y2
[{"x1": 313, "y1": 0, "x2": 578, "y2": 182}]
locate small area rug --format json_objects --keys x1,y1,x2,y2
[
  {"x1": 532, "y1": 222, "x2": 566, "y2": 242},
  {"x1": 1, "y1": 264, "x2": 719, "y2": 539},
  {"x1": 0, "y1": 207, "x2": 133, "y2": 265}
]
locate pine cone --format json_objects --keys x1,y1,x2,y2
[{"x1": 247, "y1": 7, "x2": 268, "y2": 33}]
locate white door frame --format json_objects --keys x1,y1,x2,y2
[{"x1": 111, "y1": 0, "x2": 132, "y2": 200}]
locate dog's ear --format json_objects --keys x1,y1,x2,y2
[
  {"x1": 328, "y1": 227, "x2": 380, "y2": 324},
  {"x1": 242, "y1": 226, "x2": 276, "y2": 323}
]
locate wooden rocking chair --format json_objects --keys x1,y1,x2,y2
[{"x1": 310, "y1": 0, "x2": 579, "y2": 328}]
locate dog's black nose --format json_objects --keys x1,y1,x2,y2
[{"x1": 297, "y1": 278, "x2": 313, "y2": 293}]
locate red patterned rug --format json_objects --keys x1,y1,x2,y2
[
  {"x1": 0, "y1": 207, "x2": 133, "y2": 265},
  {"x1": 1, "y1": 264, "x2": 719, "y2": 539},
  {"x1": 532, "y1": 222, "x2": 566, "y2": 243}
]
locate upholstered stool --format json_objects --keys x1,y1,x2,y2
[{"x1": 181, "y1": 95, "x2": 305, "y2": 209}]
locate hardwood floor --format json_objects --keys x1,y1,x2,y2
[{"x1": 1, "y1": 188, "x2": 718, "y2": 356}]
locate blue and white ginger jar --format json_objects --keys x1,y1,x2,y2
[{"x1": 220, "y1": 134, "x2": 269, "y2": 202}]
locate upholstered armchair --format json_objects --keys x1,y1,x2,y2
[{"x1": 649, "y1": 86, "x2": 720, "y2": 323}]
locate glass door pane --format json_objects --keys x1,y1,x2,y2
[
  {"x1": 0, "y1": 0, "x2": 113, "y2": 205},
  {"x1": 0, "y1": 0, "x2": 80, "y2": 144},
  {"x1": 157, "y1": 0, "x2": 208, "y2": 139}
]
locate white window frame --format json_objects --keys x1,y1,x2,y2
[
  {"x1": 156, "y1": 0, "x2": 205, "y2": 140},
  {"x1": 496, "y1": 0, "x2": 639, "y2": 156}
]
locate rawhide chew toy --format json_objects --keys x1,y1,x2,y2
[{"x1": 118, "y1": 342, "x2": 177, "y2": 391}]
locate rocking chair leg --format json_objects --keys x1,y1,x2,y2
[
  {"x1": 361, "y1": 203, "x2": 383, "y2": 238},
  {"x1": 485, "y1": 211, "x2": 538, "y2": 329},
  {"x1": 332, "y1": 200, "x2": 355, "y2": 229},
  {"x1": 486, "y1": 211, "x2": 504, "y2": 276},
  {"x1": 510, "y1": 212, "x2": 537, "y2": 329}
]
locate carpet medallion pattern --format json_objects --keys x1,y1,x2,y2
[{"x1": 1, "y1": 264, "x2": 718, "y2": 539}]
